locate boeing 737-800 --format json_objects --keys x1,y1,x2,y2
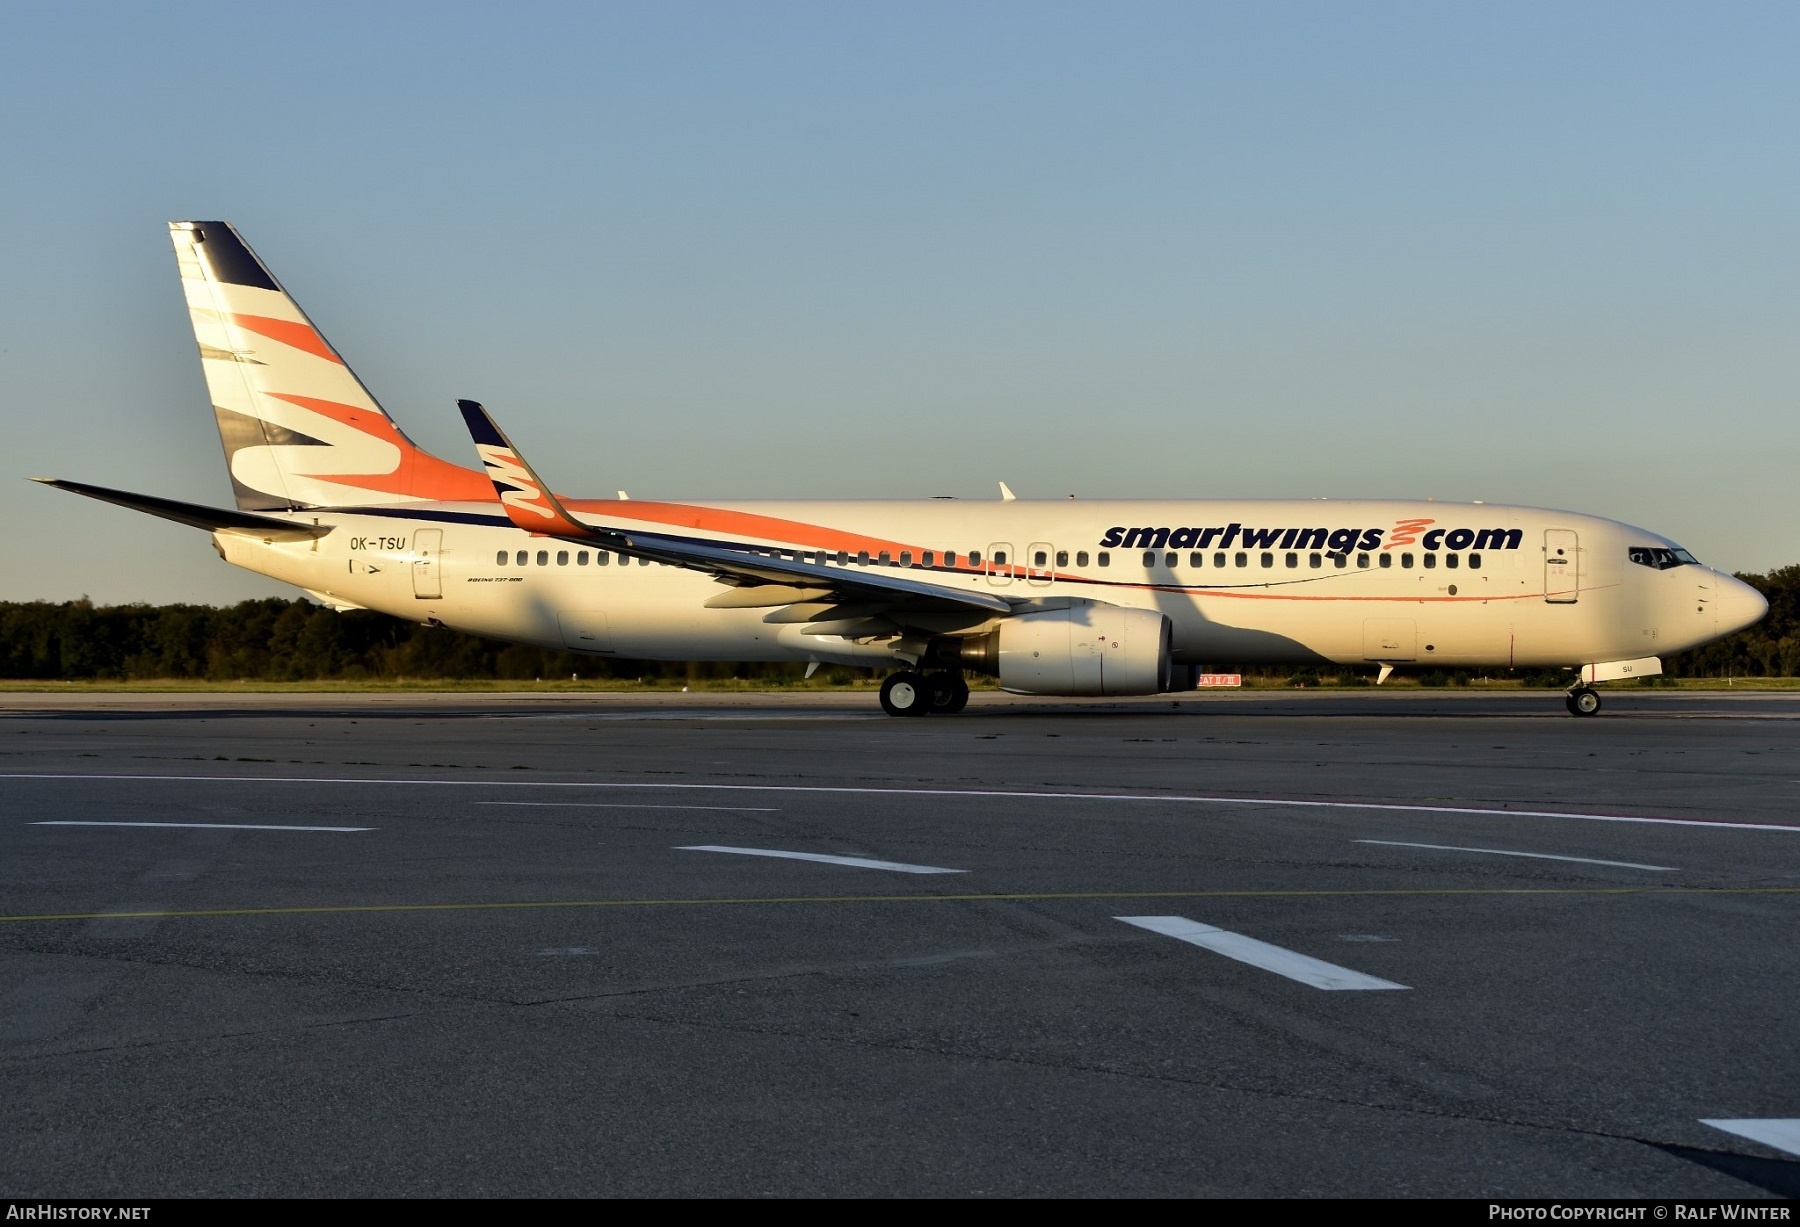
[{"x1": 37, "y1": 222, "x2": 1768, "y2": 716}]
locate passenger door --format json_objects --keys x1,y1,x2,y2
[
  {"x1": 1026, "y1": 541, "x2": 1055, "y2": 587},
  {"x1": 412, "y1": 529, "x2": 443, "y2": 600},
  {"x1": 1544, "y1": 529, "x2": 1579, "y2": 604}
]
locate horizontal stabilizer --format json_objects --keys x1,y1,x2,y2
[{"x1": 33, "y1": 478, "x2": 333, "y2": 540}]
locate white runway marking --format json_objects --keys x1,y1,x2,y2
[
  {"x1": 1355, "y1": 840, "x2": 1677, "y2": 872},
  {"x1": 31, "y1": 821, "x2": 372, "y2": 833},
  {"x1": 4, "y1": 774, "x2": 1795, "y2": 833},
  {"x1": 1700, "y1": 1119, "x2": 1800, "y2": 1158},
  {"x1": 678, "y1": 845, "x2": 967, "y2": 874},
  {"x1": 1116, "y1": 916, "x2": 1410, "y2": 991},
  {"x1": 478, "y1": 801, "x2": 780, "y2": 813}
]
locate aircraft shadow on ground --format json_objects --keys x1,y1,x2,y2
[{"x1": 1651, "y1": 1143, "x2": 1800, "y2": 1198}]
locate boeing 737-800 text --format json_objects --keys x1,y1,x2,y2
[{"x1": 38, "y1": 222, "x2": 1768, "y2": 716}]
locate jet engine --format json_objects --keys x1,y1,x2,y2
[{"x1": 956, "y1": 604, "x2": 1173, "y2": 696}]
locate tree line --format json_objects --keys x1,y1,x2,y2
[{"x1": 2, "y1": 564, "x2": 1795, "y2": 682}]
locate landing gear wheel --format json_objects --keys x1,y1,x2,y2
[
  {"x1": 1565, "y1": 687, "x2": 1602, "y2": 717},
  {"x1": 926, "y1": 673, "x2": 970, "y2": 714},
  {"x1": 880, "y1": 671, "x2": 931, "y2": 717}
]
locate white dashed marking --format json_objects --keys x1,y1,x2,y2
[
  {"x1": 1356, "y1": 840, "x2": 1676, "y2": 872},
  {"x1": 1116, "y1": 916, "x2": 1409, "y2": 991},
  {"x1": 678, "y1": 845, "x2": 966, "y2": 874}
]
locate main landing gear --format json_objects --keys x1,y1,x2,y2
[
  {"x1": 879, "y1": 671, "x2": 971, "y2": 717},
  {"x1": 1565, "y1": 686, "x2": 1602, "y2": 717}
]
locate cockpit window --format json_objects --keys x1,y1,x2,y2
[{"x1": 1628, "y1": 546, "x2": 1698, "y2": 571}]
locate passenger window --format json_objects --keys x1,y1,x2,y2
[
  {"x1": 557, "y1": 550, "x2": 569, "y2": 566},
  {"x1": 578, "y1": 551, "x2": 589, "y2": 565},
  {"x1": 1285, "y1": 552, "x2": 1298, "y2": 568},
  {"x1": 1334, "y1": 553, "x2": 1347, "y2": 569},
  {"x1": 1098, "y1": 552, "x2": 1110, "y2": 567},
  {"x1": 994, "y1": 551, "x2": 1008, "y2": 565},
  {"x1": 1445, "y1": 554, "x2": 1458, "y2": 569},
  {"x1": 857, "y1": 551, "x2": 870, "y2": 566},
  {"x1": 496, "y1": 551, "x2": 507, "y2": 565},
  {"x1": 1260, "y1": 552, "x2": 1274, "y2": 568},
  {"x1": 1235, "y1": 552, "x2": 1247, "y2": 567},
  {"x1": 1055, "y1": 550, "x2": 1068, "y2": 567},
  {"x1": 923, "y1": 550, "x2": 935, "y2": 567},
  {"x1": 969, "y1": 551, "x2": 981, "y2": 567},
  {"x1": 878, "y1": 550, "x2": 891, "y2": 565},
  {"x1": 639, "y1": 556, "x2": 652, "y2": 566},
  {"x1": 836, "y1": 551, "x2": 849, "y2": 566},
  {"x1": 1423, "y1": 554, "x2": 1436, "y2": 570},
  {"x1": 1165, "y1": 552, "x2": 1178, "y2": 568},
  {"x1": 537, "y1": 550, "x2": 549, "y2": 566},
  {"x1": 1469, "y1": 553, "x2": 1481, "y2": 569},
  {"x1": 1215, "y1": 552, "x2": 1227, "y2": 568},
  {"x1": 1401, "y1": 553, "x2": 1414, "y2": 568},
  {"x1": 516, "y1": 550, "x2": 528, "y2": 566},
  {"x1": 1076, "y1": 551, "x2": 1089, "y2": 567},
  {"x1": 943, "y1": 551, "x2": 956, "y2": 567},
  {"x1": 1378, "y1": 554, "x2": 1392, "y2": 569},
  {"x1": 1142, "y1": 551, "x2": 1156, "y2": 568},
  {"x1": 1310, "y1": 553, "x2": 1322, "y2": 569},
  {"x1": 900, "y1": 550, "x2": 913, "y2": 566},
  {"x1": 596, "y1": 552, "x2": 609, "y2": 565},
  {"x1": 1190, "y1": 552, "x2": 1204, "y2": 568},
  {"x1": 1035, "y1": 550, "x2": 1048, "y2": 566}
]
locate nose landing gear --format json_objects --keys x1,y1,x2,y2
[{"x1": 1565, "y1": 686, "x2": 1602, "y2": 717}]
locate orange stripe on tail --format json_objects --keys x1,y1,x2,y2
[
  {"x1": 266, "y1": 393, "x2": 496, "y2": 503},
  {"x1": 230, "y1": 315, "x2": 344, "y2": 364}
]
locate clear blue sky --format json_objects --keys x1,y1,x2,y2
[{"x1": 5, "y1": 1, "x2": 1796, "y2": 604}]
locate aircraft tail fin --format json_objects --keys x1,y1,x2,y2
[{"x1": 168, "y1": 221, "x2": 492, "y2": 511}]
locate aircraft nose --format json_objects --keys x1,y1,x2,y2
[{"x1": 1713, "y1": 570, "x2": 1768, "y2": 636}]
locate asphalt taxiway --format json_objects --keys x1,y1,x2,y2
[{"x1": 2, "y1": 689, "x2": 1797, "y2": 1197}]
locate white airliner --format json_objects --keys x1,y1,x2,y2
[{"x1": 39, "y1": 222, "x2": 1767, "y2": 716}]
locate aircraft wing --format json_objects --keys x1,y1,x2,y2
[
  {"x1": 34, "y1": 478, "x2": 333, "y2": 540},
  {"x1": 457, "y1": 400, "x2": 1013, "y2": 618}
]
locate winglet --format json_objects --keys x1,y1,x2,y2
[
  {"x1": 999, "y1": 481, "x2": 1017, "y2": 502},
  {"x1": 457, "y1": 400, "x2": 603, "y2": 539}
]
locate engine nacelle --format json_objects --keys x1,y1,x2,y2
[{"x1": 962, "y1": 604, "x2": 1172, "y2": 696}]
